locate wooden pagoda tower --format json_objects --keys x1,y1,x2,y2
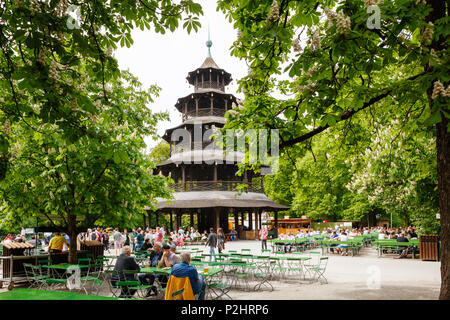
[{"x1": 145, "y1": 37, "x2": 288, "y2": 239}]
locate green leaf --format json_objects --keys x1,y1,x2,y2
[{"x1": 424, "y1": 111, "x2": 442, "y2": 126}]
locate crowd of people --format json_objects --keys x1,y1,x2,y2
[{"x1": 272, "y1": 225, "x2": 419, "y2": 258}]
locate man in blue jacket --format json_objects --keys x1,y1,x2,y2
[{"x1": 169, "y1": 252, "x2": 206, "y2": 300}]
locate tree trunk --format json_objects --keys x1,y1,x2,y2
[
  {"x1": 425, "y1": 0, "x2": 449, "y2": 300},
  {"x1": 437, "y1": 114, "x2": 450, "y2": 300},
  {"x1": 67, "y1": 214, "x2": 78, "y2": 265}
]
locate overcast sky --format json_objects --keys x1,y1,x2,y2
[{"x1": 114, "y1": 0, "x2": 248, "y2": 151}]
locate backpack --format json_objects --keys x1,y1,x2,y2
[{"x1": 91, "y1": 232, "x2": 97, "y2": 241}]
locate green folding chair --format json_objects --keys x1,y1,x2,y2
[
  {"x1": 171, "y1": 288, "x2": 184, "y2": 300},
  {"x1": 253, "y1": 260, "x2": 276, "y2": 292},
  {"x1": 305, "y1": 257, "x2": 328, "y2": 284}
]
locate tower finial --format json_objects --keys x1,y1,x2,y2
[{"x1": 206, "y1": 22, "x2": 212, "y2": 58}]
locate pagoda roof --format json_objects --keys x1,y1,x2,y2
[
  {"x1": 145, "y1": 191, "x2": 289, "y2": 211},
  {"x1": 157, "y1": 150, "x2": 246, "y2": 166},
  {"x1": 175, "y1": 91, "x2": 237, "y2": 112},
  {"x1": 186, "y1": 56, "x2": 233, "y2": 86},
  {"x1": 162, "y1": 118, "x2": 225, "y2": 141},
  {"x1": 200, "y1": 56, "x2": 220, "y2": 69}
]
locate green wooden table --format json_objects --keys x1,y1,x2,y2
[
  {"x1": 0, "y1": 288, "x2": 117, "y2": 300},
  {"x1": 41, "y1": 264, "x2": 89, "y2": 270},
  {"x1": 373, "y1": 240, "x2": 419, "y2": 258},
  {"x1": 139, "y1": 266, "x2": 172, "y2": 276}
]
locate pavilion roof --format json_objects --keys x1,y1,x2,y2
[{"x1": 145, "y1": 191, "x2": 289, "y2": 211}]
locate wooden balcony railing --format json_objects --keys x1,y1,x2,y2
[
  {"x1": 183, "y1": 108, "x2": 226, "y2": 121},
  {"x1": 170, "y1": 180, "x2": 264, "y2": 193}
]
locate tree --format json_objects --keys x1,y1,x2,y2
[
  {"x1": 148, "y1": 140, "x2": 171, "y2": 164},
  {"x1": 0, "y1": 70, "x2": 172, "y2": 263},
  {"x1": 218, "y1": 0, "x2": 449, "y2": 299},
  {"x1": 0, "y1": 0, "x2": 203, "y2": 178}
]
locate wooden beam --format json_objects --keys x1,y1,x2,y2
[
  {"x1": 195, "y1": 98, "x2": 199, "y2": 116},
  {"x1": 274, "y1": 211, "x2": 278, "y2": 238},
  {"x1": 174, "y1": 211, "x2": 178, "y2": 231},
  {"x1": 143, "y1": 213, "x2": 146, "y2": 230},
  {"x1": 148, "y1": 212, "x2": 152, "y2": 230},
  {"x1": 215, "y1": 207, "x2": 220, "y2": 231},
  {"x1": 210, "y1": 97, "x2": 214, "y2": 116},
  {"x1": 182, "y1": 165, "x2": 186, "y2": 191}
]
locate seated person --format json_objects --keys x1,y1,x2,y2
[
  {"x1": 335, "y1": 232, "x2": 349, "y2": 256},
  {"x1": 158, "y1": 244, "x2": 180, "y2": 268},
  {"x1": 169, "y1": 252, "x2": 206, "y2": 300},
  {"x1": 329, "y1": 231, "x2": 339, "y2": 253},
  {"x1": 176, "y1": 235, "x2": 184, "y2": 247},
  {"x1": 27, "y1": 235, "x2": 42, "y2": 247},
  {"x1": 408, "y1": 229, "x2": 418, "y2": 239},
  {"x1": 230, "y1": 229, "x2": 237, "y2": 241},
  {"x1": 141, "y1": 238, "x2": 153, "y2": 251},
  {"x1": 193, "y1": 230, "x2": 201, "y2": 240},
  {"x1": 396, "y1": 232, "x2": 409, "y2": 259},
  {"x1": 138, "y1": 242, "x2": 163, "y2": 297},
  {"x1": 111, "y1": 246, "x2": 140, "y2": 298}
]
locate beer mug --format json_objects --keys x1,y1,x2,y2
[{"x1": 203, "y1": 266, "x2": 209, "y2": 274}]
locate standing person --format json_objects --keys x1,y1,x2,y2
[
  {"x1": 102, "y1": 230, "x2": 109, "y2": 251},
  {"x1": 155, "y1": 227, "x2": 164, "y2": 243},
  {"x1": 259, "y1": 225, "x2": 268, "y2": 251},
  {"x1": 131, "y1": 228, "x2": 137, "y2": 252},
  {"x1": 136, "y1": 230, "x2": 144, "y2": 251},
  {"x1": 123, "y1": 229, "x2": 131, "y2": 247},
  {"x1": 86, "y1": 229, "x2": 92, "y2": 242},
  {"x1": 205, "y1": 228, "x2": 217, "y2": 262},
  {"x1": 217, "y1": 228, "x2": 225, "y2": 253},
  {"x1": 178, "y1": 226, "x2": 184, "y2": 238},
  {"x1": 48, "y1": 232, "x2": 69, "y2": 254},
  {"x1": 20, "y1": 227, "x2": 26, "y2": 238},
  {"x1": 113, "y1": 228, "x2": 122, "y2": 256},
  {"x1": 63, "y1": 233, "x2": 70, "y2": 251},
  {"x1": 44, "y1": 232, "x2": 52, "y2": 246}
]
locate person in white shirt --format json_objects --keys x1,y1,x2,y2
[{"x1": 336, "y1": 232, "x2": 349, "y2": 255}]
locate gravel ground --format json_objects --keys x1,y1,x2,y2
[{"x1": 0, "y1": 240, "x2": 441, "y2": 299}]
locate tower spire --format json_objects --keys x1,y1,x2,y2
[{"x1": 206, "y1": 23, "x2": 212, "y2": 58}]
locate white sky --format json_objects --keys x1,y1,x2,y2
[{"x1": 114, "y1": 0, "x2": 248, "y2": 151}]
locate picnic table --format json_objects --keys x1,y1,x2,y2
[
  {"x1": 140, "y1": 266, "x2": 172, "y2": 276},
  {"x1": 317, "y1": 240, "x2": 364, "y2": 256},
  {"x1": 373, "y1": 239, "x2": 419, "y2": 258},
  {"x1": 0, "y1": 288, "x2": 117, "y2": 300}
]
